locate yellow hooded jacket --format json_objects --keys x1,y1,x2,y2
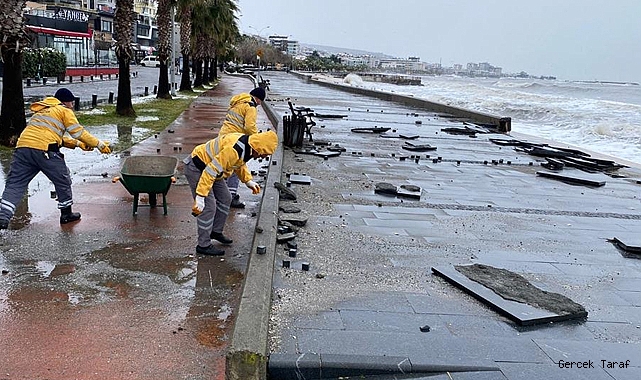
[
  {"x1": 219, "y1": 93, "x2": 258, "y2": 136},
  {"x1": 190, "y1": 133, "x2": 253, "y2": 197},
  {"x1": 17, "y1": 97, "x2": 102, "y2": 151}
]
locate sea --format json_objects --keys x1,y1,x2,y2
[{"x1": 345, "y1": 75, "x2": 641, "y2": 166}]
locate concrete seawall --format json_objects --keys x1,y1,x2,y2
[{"x1": 289, "y1": 71, "x2": 511, "y2": 132}]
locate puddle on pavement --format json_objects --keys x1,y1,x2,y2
[{"x1": 35, "y1": 261, "x2": 76, "y2": 277}]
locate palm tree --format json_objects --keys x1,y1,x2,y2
[
  {"x1": 0, "y1": 0, "x2": 28, "y2": 146},
  {"x1": 178, "y1": 0, "x2": 194, "y2": 91},
  {"x1": 155, "y1": 0, "x2": 173, "y2": 99},
  {"x1": 191, "y1": 0, "x2": 238, "y2": 88},
  {"x1": 114, "y1": 0, "x2": 136, "y2": 116}
]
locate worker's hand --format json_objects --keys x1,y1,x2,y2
[
  {"x1": 246, "y1": 180, "x2": 260, "y2": 194},
  {"x1": 76, "y1": 141, "x2": 93, "y2": 151},
  {"x1": 191, "y1": 195, "x2": 206, "y2": 216},
  {"x1": 97, "y1": 140, "x2": 111, "y2": 154}
]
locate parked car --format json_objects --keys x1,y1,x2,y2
[{"x1": 140, "y1": 56, "x2": 160, "y2": 67}]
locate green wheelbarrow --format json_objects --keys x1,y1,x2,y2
[{"x1": 112, "y1": 155, "x2": 178, "y2": 215}]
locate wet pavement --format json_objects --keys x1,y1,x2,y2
[
  {"x1": 261, "y1": 71, "x2": 641, "y2": 379},
  {"x1": 0, "y1": 74, "x2": 268, "y2": 379}
]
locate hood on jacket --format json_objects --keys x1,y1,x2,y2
[
  {"x1": 248, "y1": 130, "x2": 278, "y2": 156},
  {"x1": 30, "y1": 97, "x2": 63, "y2": 113},
  {"x1": 229, "y1": 93, "x2": 253, "y2": 107}
]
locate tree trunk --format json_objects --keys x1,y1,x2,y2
[
  {"x1": 116, "y1": 58, "x2": 135, "y2": 116},
  {"x1": 179, "y1": 54, "x2": 192, "y2": 91},
  {"x1": 157, "y1": 62, "x2": 171, "y2": 99},
  {"x1": 202, "y1": 58, "x2": 210, "y2": 84},
  {"x1": 0, "y1": 50, "x2": 26, "y2": 146},
  {"x1": 155, "y1": 0, "x2": 171, "y2": 99},
  {"x1": 211, "y1": 56, "x2": 218, "y2": 80},
  {"x1": 193, "y1": 59, "x2": 203, "y2": 88}
]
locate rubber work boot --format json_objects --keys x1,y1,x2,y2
[
  {"x1": 60, "y1": 206, "x2": 81, "y2": 224},
  {"x1": 196, "y1": 245, "x2": 225, "y2": 256},
  {"x1": 230, "y1": 194, "x2": 245, "y2": 209},
  {"x1": 210, "y1": 231, "x2": 233, "y2": 245},
  {"x1": 0, "y1": 219, "x2": 9, "y2": 230}
]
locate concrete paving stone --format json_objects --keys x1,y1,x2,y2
[
  {"x1": 510, "y1": 319, "x2": 597, "y2": 341},
  {"x1": 335, "y1": 291, "x2": 416, "y2": 313},
  {"x1": 405, "y1": 292, "x2": 498, "y2": 317},
  {"x1": 292, "y1": 310, "x2": 345, "y2": 330},
  {"x1": 586, "y1": 305, "x2": 641, "y2": 324},
  {"x1": 498, "y1": 362, "x2": 615, "y2": 380},
  {"x1": 615, "y1": 290, "x2": 641, "y2": 306},
  {"x1": 602, "y1": 365, "x2": 641, "y2": 380},
  {"x1": 363, "y1": 218, "x2": 436, "y2": 230},
  {"x1": 449, "y1": 371, "x2": 509, "y2": 380},
  {"x1": 438, "y1": 314, "x2": 516, "y2": 338},
  {"x1": 533, "y1": 338, "x2": 641, "y2": 366},
  {"x1": 416, "y1": 335, "x2": 551, "y2": 363},
  {"x1": 372, "y1": 211, "x2": 439, "y2": 221},
  {"x1": 338, "y1": 310, "x2": 452, "y2": 335},
  {"x1": 585, "y1": 321, "x2": 641, "y2": 343},
  {"x1": 610, "y1": 277, "x2": 641, "y2": 291},
  {"x1": 471, "y1": 259, "x2": 565, "y2": 276},
  {"x1": 268, "y1": 352, "x2": 321, "y2": 380},
  {"x1": 319, "y1": 354, "x2": 412, "y2": 379}
]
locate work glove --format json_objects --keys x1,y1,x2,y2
[
  {"x1": 191, "y1": 195, "x2": 206, "y2": 216},
  {"x1": 246, "y1": 180, "x2": 260, "y2": 195},
  {"x1": 76, "y1": 141, "x2": 93, "y2": 151},
  {"x1": 97, "y1": 140, "x2": 111, "y2": 154}
]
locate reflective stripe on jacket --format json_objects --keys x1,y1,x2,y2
[
  {"x1": 190, "y1": 133, "x2": 253, "y2": 196},
  {"x1": 16, "y1": 97, "x2": 101, "y2": 151},
  {"x1": 219, "y1": 93, "x2": 258, "y2": 136}
]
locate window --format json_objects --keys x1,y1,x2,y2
[{"x1": 101, "y1": 20, "x2": 112, "y2": 33}]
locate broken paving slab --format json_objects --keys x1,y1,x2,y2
[
  {"x1": 608, "y1": 235, "x2": 641, "y2": 258},
  {"x1": 536, "y1": 171, "x2": 606, "y2": 187},
  {"x1": 279, "y1": 204, "x2": 301, "y2": 213},
  {"x1": 289, "y1": 174, "x2": 312, "y2": 185},
  {"x1": 279, "y1": 215, "x2": 308, "y2": 227},
  {"x1": 274, "y1": 182, "x2": 297, "y2": 200},
  {"x1": 432, "y1": 264, "x2": 588, "y2": 326},
  {"x1": 314, "y1": 151, "x2": 341, "y2": 159},
  {"x1": 374, "y1": 182, "x2": 421, "y2": 200},
  {"x1": 400, "y1": 134, "x2": 420, "y2": 140},
  {"x1": 402, "y1": 143, "x2": 437, "y2": 152},
  {"x1": 351, "y1": 127, "x2": 391, "y2": 134},
  {"x1": 276, "y1": 232, "x2": 297, "y2": 243}
]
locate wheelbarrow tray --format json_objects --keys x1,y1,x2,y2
[{"x1": 118, "y1": 155, "x2": 178, "y2": 215}]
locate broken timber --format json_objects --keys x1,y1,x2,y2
[{"x1": 536, "y1": 171, "x2": 606, "y2": 187}]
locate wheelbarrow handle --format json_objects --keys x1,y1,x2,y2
[
  {"x1": 112, "y1": 176, "x2": 120, "y2": 183},
  {"x1": 171, "y1": 176, "x2": 177, "y2": 184}
]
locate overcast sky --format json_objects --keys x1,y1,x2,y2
[{"x1": 236, "y1": 0, "x2": 641, "y2": 83}]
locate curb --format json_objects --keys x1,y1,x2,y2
[
  {"x1": 225, "y1": 98, "x2": 283, "y2": 380},
  {"x1": 268, "y1": 353, "x2": 501, "y2": 380}
]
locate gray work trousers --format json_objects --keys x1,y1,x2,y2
[
  {"x1": 226, "y1": 173, "x2": 240, "y2": 197},
  {"x1": 183, "y1": 156, "x2": 232, "y2": 247},
  {"x1": 0, "y1": 147, "x2": 73, "y2": 222}
]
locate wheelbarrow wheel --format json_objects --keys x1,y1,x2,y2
[{"x1": 149, "y1": 193, "x2": 158, "y2": 207}]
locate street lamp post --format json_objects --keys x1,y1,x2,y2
[{"x1": 248, "y1": 26, "x2": 270, "y2": 81}]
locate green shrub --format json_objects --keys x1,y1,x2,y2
[{"x1": 23, "y1": 48, "x2": 67, "y2": 78}]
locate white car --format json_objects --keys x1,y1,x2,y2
[{"x1": 140, "y1": 56, "x2": 160, "y2": 67}]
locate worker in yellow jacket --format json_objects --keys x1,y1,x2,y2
[
  {"x1": 220, "y1": 86, "x2": 266, "y2": 209},
  {"x1": 183, "y1": 130, "x2": 277, "y2": 256},
  {"x1": 0, "y1": 88, "x2": 111, "y2": 229}
]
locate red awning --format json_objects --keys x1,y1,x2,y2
[{"x1": 26, "y1": 25, "x2": 92, "y2": 38}]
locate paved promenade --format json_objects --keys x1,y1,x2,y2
[{"x1": 259, "y1": 71, "x2": 641, "y2": 380}]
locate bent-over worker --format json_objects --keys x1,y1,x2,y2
[{"x1": 183, "y1": 130, "x2": 278, "y2": 256}]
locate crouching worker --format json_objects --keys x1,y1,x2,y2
[
  {"x1": 183, "y1": 130, "x2": 278, "y2": 256},
  {"x1": 0, "y1": 88, "x2": 112, "y2": 230}
]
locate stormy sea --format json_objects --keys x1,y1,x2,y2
[{"x1": 347, "y1": 75, "x2": 641, "y2": 166}]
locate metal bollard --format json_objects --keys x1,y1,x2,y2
[
  {"x1": 153, "y1": 85, "x2": 157, "y2": 94},
  {"x1": 73, "y1": 97, "x2": 80, "y2": 111},
  {"x1": 91, "y1": 94, "x2": 97, "y2": 108},
  {"x1": 26, "y1": 78, "x2": 31, "y2": 87},
  {"x1": 43, "y1": 77, "x2": 47, "y2": 85},
  {"x1": 100, "y1": 74, "x2": 104, "y2": 80},
  {"x1": 80, "y1": 76, "x2": 84, "y2": 82},
  {"x1": 144, "y1": 86, "x2": 149, "y2": 96},
  {"x1": 90, "y1": 75, "x2": 93, "y2": 81},
  {"x1": 108, "y1": 91, "x2": 114, "y2": 104},
  {"x1": 69, "y1": 76, "x2": 73, "y2": 83}
]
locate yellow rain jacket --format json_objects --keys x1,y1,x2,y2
[
  {"x1": 219, "y1": 93, "x2": 258, "y2": 136},
  {"x1": 190, "y1": 133, "x2": 253, "y2": 197},
  {"x1": 17, "y1": 97, "x2": 102, "y2": 151}
]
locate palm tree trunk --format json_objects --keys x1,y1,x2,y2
[
  {"x1": 114, "y1": 0, "x2": 135, "y2": 116},
  {"x1": 0, "y1": 0, "x2": 27, "y2": 146},
  {"x1": 203, "y1": 58, "x2": 210, "y2": 84},
  {"x1": 0, "y1": 49, "x2": 26, "y2": 146},
  {"x1": 179, "y1": 53, "x2": 192, "y2": 91},
  {"x1": 211, "y1": 56, "x2": 218, "y2": 81},
  {"x1": 156, "y1": 0, "x2": 171, "y2": 99},
  {"x1": 193, "y1": 59, "x2": 203, "y2": 87}
]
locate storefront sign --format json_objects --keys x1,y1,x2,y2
[{"x1": 54, "y1": 7, "x2": 89, "y2": 23}]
